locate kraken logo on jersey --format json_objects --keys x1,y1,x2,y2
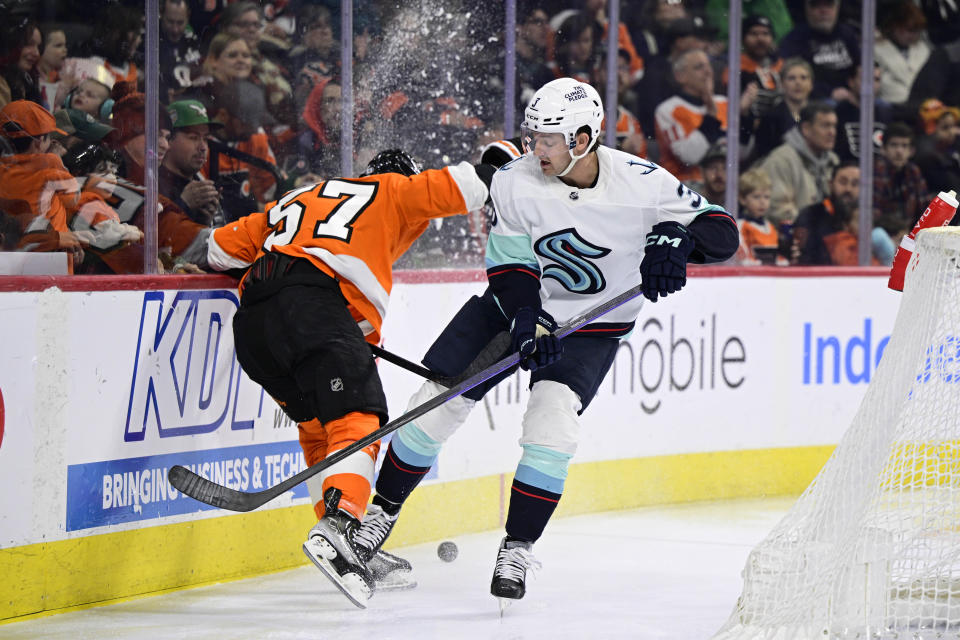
[{"x1": 535, "y1": 228, "x2": 611, "y2": 295}]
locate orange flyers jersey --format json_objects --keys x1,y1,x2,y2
[
  {"x1": 0, "y1": 153, "x2": 79, "y2": 237},
  {"x1": 205, "y1": 131, "x2": 278, "y2": 203},
  {"x1": 654, "y1": 94, "x2": 729, "y2": 183},
  {"x1": 104, "y1": 61, "x2": 138, "y2": 86},
  {"x1": 609, "y1": 105, "x2": 647, "y2": 157},
  {"x1": 737, "y1": 217, "x2": 779, "y2": 261},
  {"x1": 822, "y1": 231, "x2": 876, "y2": 266},
  {"x1": 76, "y1": 190, "x2": 120, "y2": 228},
  {"x1": 208, "y1": 162, "x2": 488, "y2": 342}
]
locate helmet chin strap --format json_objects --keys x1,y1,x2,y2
[{"x1": 555, "y1": 145, "x2": 590, "y2": 178}]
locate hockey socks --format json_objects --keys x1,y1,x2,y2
[
  {"x1": 373, "y1": 439, "x2": 433, "y2": 508},
  {"x1": 505, "y1": 478, "x2": 562, "y2": 542},
  {"x1": 371, "y1": 493, "x2": 402, "y2": 516}
]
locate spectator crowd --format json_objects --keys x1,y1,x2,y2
[{"x1": 1, "y1": 0, "x2": 958, "y2": 273}]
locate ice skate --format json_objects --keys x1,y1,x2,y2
[
  {"x1": 302, "y1": 488, "x2": 375, "y2": 608},
  {"x1": 353, "y1": 502, "x2": 400, "y2": 561},
  {"x1": 490, "y1": 537, "x2": 541, "y2": 614},
  {"x1": 369, "y1": 549, "x2": 417, "y2": 591}
]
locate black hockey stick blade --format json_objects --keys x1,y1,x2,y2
[{"x1": 168, "y1": 283, "x2": 643, "y2": 512}]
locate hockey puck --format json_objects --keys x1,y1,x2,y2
[{"x1": 437, "y1": 541, "x2": 458, "y2": 562}]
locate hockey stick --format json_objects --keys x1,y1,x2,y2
[
  {"x1": 370, "y1": 332, "x2": 511, "y2": 388},
  {"x1": 167, "y1": 283, "x2": 644, "y2": 512},
  {"x1": 370, "y1": 344, "x2": 442, "y2": 382}
]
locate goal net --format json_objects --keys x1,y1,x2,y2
[{"x1": 714, "y1": 227, "x2": 960, "y2": 640}]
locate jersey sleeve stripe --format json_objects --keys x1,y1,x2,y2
[
  {"x1": 207, "y1": 232, "x2": 255, "y2": 271},
  {"x1": 302, "y1": 247, "x2": 390, "y2": 322},
  {"x1": 702, "y1": 211, "x2": 738, "y2": 228},
  {"x1": 486, "y1": 265, "x2": 541, "y2": 280}
]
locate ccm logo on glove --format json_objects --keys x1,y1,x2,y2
[
  {"x1": 646, "y1": 234, "x2": 684, "y2": 248},
  {"x1": 639, "y1": 221, "x2": 694, "y2": 303}
]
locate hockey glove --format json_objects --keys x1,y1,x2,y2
[
  {"x1": 639, "y1": 221, "x2": 695, "y2": 302},
  {"x1": 510, "y1": 307, "x2": 563, "y2": 371}
]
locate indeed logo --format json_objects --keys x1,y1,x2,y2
[
  {"x1": 125, "y1": 291, "x2": 264, "y2": 441},
  {"x1": 802, "y1": 319, "x2": 890, "y2": 385}
]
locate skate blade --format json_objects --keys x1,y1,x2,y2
[
  {"x1": 302, "y1": 539, "x2": 371, "y2": 609},
  {"x1": 374, "y1": 571, "x2": 418, "y2": 592},
  {"x1": 497, "y1": 597, "x2": 513, "y2": 617}
]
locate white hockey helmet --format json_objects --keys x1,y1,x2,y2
[
  {"x1": 521, "y1": 78, "x2": 604, "y2": 176},
  {"x1": 522, "y1": 78, "x2": 604, "y2": 148}
]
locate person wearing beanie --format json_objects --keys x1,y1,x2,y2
[
  {"x1": 736, "y1": 15, "x2": 783, "y2": 124},
  {"x1": 108, "y1": 85, "x2": 153, "y2": 184}
]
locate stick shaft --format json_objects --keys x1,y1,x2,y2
[{"x1": 370, "y1": 344, "x2": 443, "y2": 382}]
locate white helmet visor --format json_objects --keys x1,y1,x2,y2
[{"x1": 519, "y1": 124, "x2": 568, "y2": 154}]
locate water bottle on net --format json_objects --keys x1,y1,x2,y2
[{"x1": 887, "y1": 189, "x2": 958, "y2": 291}]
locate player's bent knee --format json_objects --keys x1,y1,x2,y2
[{"x1": 520, "y1": 381, "x2": 582, "y2": 455}]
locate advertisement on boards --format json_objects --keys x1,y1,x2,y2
[{"x1": 0, "y1": 273, "x2": 904, "y2": 547}]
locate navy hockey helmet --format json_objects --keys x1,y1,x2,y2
[{"x1": 361, "y1": 149, "x2": 422, "y2": 177}]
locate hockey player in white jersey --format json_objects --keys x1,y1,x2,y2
[{"x1": 352, "y1": 78, "x2": 740, "y2": 608}]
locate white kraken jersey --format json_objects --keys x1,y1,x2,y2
[{"x1": 486, "y1": 145, "x2": 725, "y2": 328}]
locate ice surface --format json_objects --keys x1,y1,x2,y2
[{"x1": 1, "y1": 498, "x2": 793, "y2": 640}]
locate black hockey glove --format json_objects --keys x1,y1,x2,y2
[
  {"x1": 639, "y1": 221, "x2": 695, "y2": 302},
  {"x1": 510, "y1": 307, "x2": 563, "y2": 371}
]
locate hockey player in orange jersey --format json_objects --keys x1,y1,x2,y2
[{"x1": 206, "y1": 150, "x2": 492, "y2": 607}]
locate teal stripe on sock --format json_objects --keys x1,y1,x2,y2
[
  {"x1": 515, "y1": 444, "x2": 572, "y2": 493},
  {"x1": 514, "y1": 464, "x2": 565, "y2": 494},
  {"x1": 392, "y1": 423, "x2": 442, "y2": 468}
]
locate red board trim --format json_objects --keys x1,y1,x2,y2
[{"x1": 0, "y1": 266, "x2": 890, "y2": 293}]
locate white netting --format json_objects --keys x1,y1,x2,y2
[{"x1": 714, "y1": 227, "x2": 960, "y2": 640}]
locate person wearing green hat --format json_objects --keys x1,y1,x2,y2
[{"x1": 159, "y1": 99, "x2": 225, "y2": 226}]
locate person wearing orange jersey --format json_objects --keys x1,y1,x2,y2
[
  {"x1": 735, "y1": 167, "x2": 788, "y2": 265},
  {"x1": 0, "y1": 100, "x2": 89, "y2": 271},
  {"x1": 206, "y1": 149, "x2": 493, "y2": 607},
  {"x1": 793, "y1": 161, "x2": 877, "y2": 265},
  {"x1": 654, "y1": 49, "x2": 729, "y2": 183},
  {"x1": 204, "y1": 79, "x2": 278, "y2": 218}
]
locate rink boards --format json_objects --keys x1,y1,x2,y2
[{"x1": 0, "y1": 267, "x2": 900, "y2": 621}]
